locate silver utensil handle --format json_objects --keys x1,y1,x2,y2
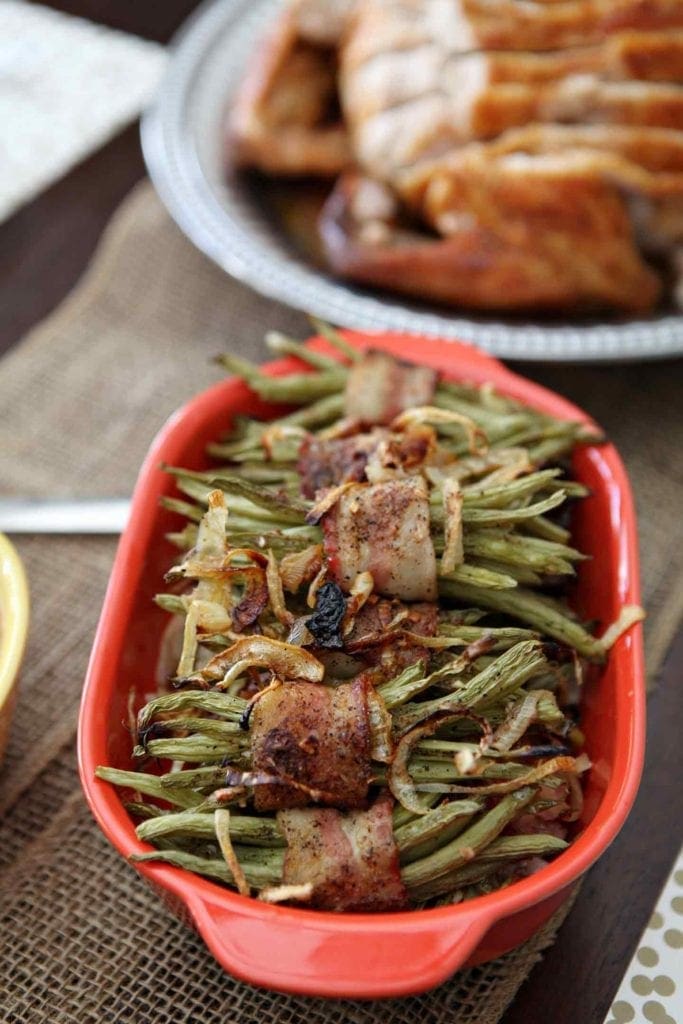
[{"x1": 0, "y1": 498, "x2": 131, "y2": 534}]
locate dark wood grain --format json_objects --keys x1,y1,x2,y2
[
  {"x1": 26, "y1": 0, "x2": 201, "y2": 43},
  {"x1": 2, "y1": 3, "x2": 682, "y2": 1021}
]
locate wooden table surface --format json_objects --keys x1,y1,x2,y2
[{"x1": 2, "y1": 3, "x2": 682, "y2": 1022}]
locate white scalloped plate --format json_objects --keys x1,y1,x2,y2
[{"x1": 141, "y1": 0, "x2": 683, "y2": 362}]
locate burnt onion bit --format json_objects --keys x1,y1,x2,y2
[
  {"x1": 540, "y1": 640, "x2": 574, "y2": 663},
  {"x1": 239, "y1": 702, "x2": 255, "y2": 732},
  {"x1": 306, "y1": 581, "x2": 347, "y2": 649}
]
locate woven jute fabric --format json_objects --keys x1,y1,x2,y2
[{"x1": 1, "y1": 181, "x2": 682, "y2": 1022}]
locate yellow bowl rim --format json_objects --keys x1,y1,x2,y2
[{"x1": 0, "y1": 533, "x2": 29, "y2": 708}]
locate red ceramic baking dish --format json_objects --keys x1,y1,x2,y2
[{"x1": 79, "y1": 331, "x2": 645, "y2": 999}]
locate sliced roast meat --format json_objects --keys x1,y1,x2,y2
[
  {"x1": 341, "y1": 1, "x2": 683, "y2": 180},
  {"x1": 322, "y1": 477, "x2": 438, "y2": 601},
  {"x1": 250, "y1": 677, "x2": 373, "y2": 810},
  {"x1": 320, "y1": 165, "x2": 662, "y2": 313},
  {"x1": 278, "y1": 792, "x2": 408, "y2": 911}
]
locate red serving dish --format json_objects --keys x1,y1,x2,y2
[{"x1": 78, "y1": 332, "x2": 645, "y2": 999}]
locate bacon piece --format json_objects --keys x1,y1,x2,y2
[
  {"x1": 322, "y1": 478, "x2": 438, "y2": 601},
  {"x1": 278, "y1": 792, "x2": 408, "y2": 911},
  {"x1": 344, "y1": 351, "x2": 437, "y2": 426},
  {"x1": 347, "y1": 595, "x2": 434, "y2": 638},
  {"x1": 298, "y1": 427, "x2": 435, "y2": 497},
  {"x1": 346, "y1": 596, "x2": 438, "y2": 674},
  {"x1": 250, "y1": 678, "x2": 372, "y2": 811},
  {"x1": 298, "y1": 432, "x2": 381, "y2": 498}
]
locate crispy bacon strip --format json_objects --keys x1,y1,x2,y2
[
  {"x1": 322, "y1": 478, "x2": 438, "y2": 601},
  {"x1": 298, "y1": 427, "x2": 436, "y2": 497},
  {"x1": 345, "y1": 596, "x2": 439, "y2": 674},
  {"x1": 344, "y1": 351, "x2": 437, "y2": 425},
  {"x1": 250, "y1": 677, "x2": 373, "y2": 811},
  {"x1": 298, "y1": 432, "x2": 382, "y2": 498},
  {"x1": 278, "y1": 792, "x2": 408, "y2": 911}
]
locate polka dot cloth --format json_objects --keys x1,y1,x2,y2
[{"x1": 604, "y1": 847, "x2": 683, "y2": 1024}]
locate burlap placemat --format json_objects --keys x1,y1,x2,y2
[{"x1": 1, "y1": 181, "x2": 682, "y2": 1022}]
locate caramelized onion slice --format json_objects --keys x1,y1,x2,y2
[
  {"x1": 441, "y1": 478, "x2": 464, "y2": 575},
  {"x1": 390, "y1": 709, "x2": 492, "y2": 814},
  {"x1": 341, "y1": 571, "x2": 375, "y2": 637},
  {"x1": 490, "y1": 691, "x2": 546, "y2": 753},
  {"x1": 391, "y1": 406, "x2": 487, "y2": 455},
  {"x1": 599, "y1": 604, "x2": 645, "y2": 651},
  {"x1": 279, "y1": 544, "x2": 323, "y2": 593},
  {"x1": 266, "y1": 549, "x2": 295, "y2": 627},
  {"x1": 215, "y1": 809, "x2": 250, "y2": 897},
  {"x1": 258, "y1": 883, "x2": 313, "y2": 904},
  {"x1": 196, "y1": 636, "x2": 324, "y2": 687},
  {"x1": 305, "y1": 482, "x2": 355, "y2": 525},
  {"x1": 224, "y1": 767, "x2": 340, "y2": 805},
  {"x1": 425, "y1": 755, "x2": 592, "y2": 798},
  {"x1": 366, "y1": 686, "x2": 393, "y2": 763}
]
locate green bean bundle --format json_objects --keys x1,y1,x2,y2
[{"x1": 98, "y1": 323, "x2": 642, "y2": 911}]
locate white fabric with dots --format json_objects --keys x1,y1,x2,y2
[{"x1": 604, "y1": 844, "x2": 683, "y2": 1024}]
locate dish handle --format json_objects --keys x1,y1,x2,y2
[{"x1": 190, "y1": 893, "x2": 492, "y2": 998}]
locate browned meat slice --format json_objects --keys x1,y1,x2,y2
[
  {"x1": 344, "y1": 352, "x2": 437, "y2": 425},
  {"x1": 278, "y1": 792, "x2": 408, "y2": 911},
  {"x1": 398, "y1": 124, "x2": 683, "y2": 259},
  {"x1": 344, "y1": 38, "x2": 683, "y2": 167},
  {"x1": 322, "y1": 477, "x2": 438, "y2": 600},
  {"x1": 403, "y1": 124, "x2": 683, "y2": 181},
  {"x1": 419, "y1": 142, "x2": 683, "y2": 255},
  {"x1": 343, "y1": 0, "x2": 683, "y2": 70},
  {"x1": 319, "y1": 169, "x2": 661, "y2": 312},
  {"x1": 456, "y1": 31, "x2": 683, "y2": 86},
  {"x1": 250, "y1": 678, "x2": 372, "y2": 810},
  {"x1": 298, "y1": 426, "x2": 436, "y2": 497},
  {"x1": 346, "y1": 596, "x2": 438, "y2": 674},
  {"x1": 229, "y1": 8, "x2": 350, "y2": 176},
  {"x1": 346, "y1": 65, "x2": 683, "y2": 178},
  {"x1": 605, "y1": 28, "x2": 683, "y2": 80}
]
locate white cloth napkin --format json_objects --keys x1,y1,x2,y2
[{"x1": 0, "y1": 1, "x2": 166, "y2": 222}]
